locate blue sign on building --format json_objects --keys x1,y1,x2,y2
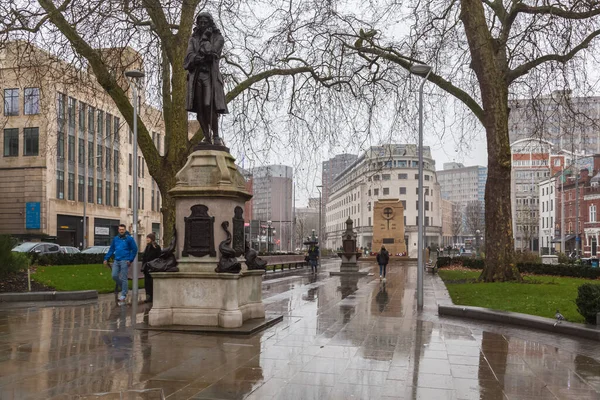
[{"x1": 25, "y1": 202, "x2": 41, "y2": 229}]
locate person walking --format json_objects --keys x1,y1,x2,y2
[
  {"x1": 142, "y1": 233, "x2": 161, "y2": 303},
  {"x1": 376, "y1": 245, "x2": 390, "y2": 282},
  {"x1": 104, "y1": 224, "x2": 138, "y2": 303},
  {"x1": 307, "y1": 243, "x2": 319, "y2": 274}
]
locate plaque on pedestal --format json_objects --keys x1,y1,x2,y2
[{"x1": 183, "y1": 204, "x2": 216, "y2": 257}]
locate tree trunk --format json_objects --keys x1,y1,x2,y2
[{"x1": 460, "y1": 0, "x2": 520, "y2": 282}]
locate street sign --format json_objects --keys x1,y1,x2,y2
[{"x1": 25, "y1": 202, "x2": 40, "y2": 229}]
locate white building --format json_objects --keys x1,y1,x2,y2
[
  {"x1": 538, "y1": 175, "x2": 557, "y2": 254},
  {"x1": 325, "y1": 144, "x2": 442, "y2": 257}
]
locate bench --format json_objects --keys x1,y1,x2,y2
[{"x1": 262, "y1": 255, "x2": 308, "y2": 272}]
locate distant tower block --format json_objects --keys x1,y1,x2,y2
[{"x1": 373, "y1": 199, "x2": 407, "y2": 256}]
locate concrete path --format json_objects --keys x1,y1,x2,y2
[{"x1": 0, "y1": 259, "x2": 598, "y2": 399}]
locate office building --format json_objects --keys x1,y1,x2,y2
[
  {"x1": 325, "y1": 144, "x2": 442, "y2": 257},
  {"x1": 0, "y1": 40, "x2": 170, "y2": 246},
  {"x1": 321, "y1": 153, "x2": 358, "y2": 240}
]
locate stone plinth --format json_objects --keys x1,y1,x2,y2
[
  {"x1": 331, "y1": 217, "x2": 368, "y2": 276},
  {"x1": 148, "y1": 270, "x2": 265, "y2": 328},
  {"x1": 372, "y1": 199, "x2": 407, "y2": 256},
  {"x1": 148, "y1": 147, "x2": 272, "y2": 330}
]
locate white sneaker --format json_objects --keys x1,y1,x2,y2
[
  {"x1": 118, "y1": 295, "x2": 126, "y2": 302},
  {"x1": 383, "y1": 278, "x2": 386, "y2": 282},
  {"x1": 379, "y1": 275, "x2": 382, "y2": 280}
]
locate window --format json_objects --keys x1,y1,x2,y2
[
  {"x1": 78, "y1": 175, "x2": 84, "y2": 202},
  {"x1": 114, "y1": 150, "x2": 119, "y2": 174},
  {"x1": 88, "y1": 142, "x2": 94, "y2": 167},
  {"x1": 23, "y1": 128, "x2": 39, "y2": 156},
  {"x1": 138, "y1": 156, "x2": 141, "y2": 177},
  {"x1": 79, "y1": 102, "x2": 86, "y2": 133},
  {"x1": 97, "y1": 179, "x2": 103, "y2": 204},
  {"x1": 590, "y1": 204, "x2": 597, "y2": 223},
  {"x1": 68, "y1": 135, "x2": 75, "y2": 162},
  {"x1": 416, "y1": 201, "x2": 419, "y2": 210},
  {"x1": 424, "y1": 175, "x2": 430, "y2": 181},
  {"x1": 106, "y1": 148, "x2": 111, "y2": 173},
  {"x1": 374, "y1": 188, "x2": 379, "y2": 196},
  {"x1": 137, "y1": 187, "x2": 141, "y2": 209},
  {"x1": 106, "y1": 182, "x2": 111, "y2": 206},
  {"x1": 401, "y1": 200, "x2": 406, "y2": 209},
  {"x1": 114, "y1": 183, "x2": 119, "y2": 207},
  {"x1": 57, "y1": 132, "x2": 64, "y2": 159},
  {"x1": 3, "y1": 128, "x2": 18, "y2": 156},
  {"x1": 142, "y1": 188, "x2": 145, "y2": 210},
  {"x1": 383, "y1": 188, "x2": 389, "y2": 195},
  {"x1": 128, "y1": 185, "x2": 132, "y2": 208},
  {"x1": 368, "y1": 217, "x2": 371, "y2": 226},
  {"x1": 399, "y1": 187, "x2": 406, "y2": 195},
  {"x1": 128, "y1": 153, "x2": 132, "y2": 175},
  {"x1": 128, "y1": 129, "x2": 132, "y2": 144},
  {"x1": 114, "y1": 117, "x2": 120, "y2": 142},
  {"x1": 97, "y1": 110, "x2": 104, "y2": 139},
  {"x1": 398, "y1": 173, "x2": 408, "y2": 179},
  {"x1": 151, "y1": 190, "x2": 155, "y2": 211},
  {"x1": 425, "y1": 216, "x2": 430, "y2": 226},
  {"x1": 68, "y1": 173, "x2": 75, "y2": 200},
  {"x1": 78, "y1": 138, "x2": 85, "y2": 165},
  {"x1": 414, "y1": 174, "x2": 419, "y2": 179},
  {"x1": 373, "y1": 175, "x2": 380, "y2": 181},
  {"x1": 88, "y1": 107, "x2": 95, "y2": 135},
  {"x1": 4, "y1": 89, "x2": 19, "y2": 116},
  {"x1": 57, "y1": 171, "x2": 64, "y2": 199},
  {"x1": 24, "y1": 88, "x2": 40, "y2": 115},
  {"x1": 97, "y1": 145, "x2": 103, "y2": 169},
  {"x1": 68, "y1": 97, "x2": 76, "y2": 132},
  {"x1": 382, "y1": 174, "x2": 391, "y2": 181},
  {"x1": 141, "y1": 158, "x2": 145, "y2": 178},
  {"x1": 88, "y1": 177, "x2": 94, "y2": 203},
  {"x1": 368, "y1": 189, "x2": 371, "y2": 196},
  {"x1": 425, "y1": 201, "x2": 429, "y2": 211}
]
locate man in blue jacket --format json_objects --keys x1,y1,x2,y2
[{"x1": 104, "y1": 224, "x2": 138, "y2": 302}]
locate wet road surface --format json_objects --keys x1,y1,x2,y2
[{"x1": 0, "y1": 259, "x2": 599, "y2": 399}]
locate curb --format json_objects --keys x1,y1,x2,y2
[
  {"x1": 438, "y1": 305, "x2": 600, "y2": 342},
  {"x1": 0, "y1": 290, "x2": 98, "y2": 302}
]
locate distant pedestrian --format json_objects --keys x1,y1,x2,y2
[
  {"x1": 376, "y1": 245, "x2": 390, "y2": 282},
  {"x1": 142, "y1": 232, "x2": 161, "y2": 303},
  {"x1": 104, "y1": 224, "x2": 138, "y2": 302},
  {"x1": 307, "y1": 244, "x2": 319, "y2": 274}
]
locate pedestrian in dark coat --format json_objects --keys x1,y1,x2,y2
[
  {"x1": 376, "y1": 245, "x2": 390, "y2": 281},
  {"x1": 142, "y1": 233, "x2": 161, "y2": 303}
]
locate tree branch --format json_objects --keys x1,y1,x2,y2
[
  {"x1": 510, "y1": 3, "x2": 600, "y2": 20},
  {"x1": 225, "y1": 66, "x2": 313, "y2": 103},
  {"x1": 508, "y1": 28, "x2": 600, "y2": 83}
]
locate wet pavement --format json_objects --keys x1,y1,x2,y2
[{"x1": 0, "y1": 260, "x2": 599, "y2": 400}]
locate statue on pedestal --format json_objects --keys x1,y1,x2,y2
[{"x1": 184, "y1": 12, "x2": 229, "y2": 146}]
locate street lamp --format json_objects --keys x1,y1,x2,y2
[
  {"x1": 475, "y1": 229, "x2": 481, "y2": 256},
  {"x1": 125, "y1": 69, "x2": 144, "y2": 320},
  {"x1": 410, "y1": 63, "x2": 432, "y2": 311},
  {"x1": 316, "y1": 185, "x2": 323, "y2": 267},
  {"x1": 267, "y1": 220, "x2": 272, "y2": 254}
]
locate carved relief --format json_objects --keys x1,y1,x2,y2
[
  {"x1": 232, "y1": 206, "x2": 245, "y2": 257},
  {"x1": 215, "y1": 221, "x2": 242, "y2": 273}
]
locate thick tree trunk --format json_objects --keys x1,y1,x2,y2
[{"x1": 460, "y1": 0, "x2": 520, "y2": 282}]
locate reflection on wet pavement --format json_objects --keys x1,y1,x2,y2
[{"x1": 0, "y1": 260, "x2": 599, "y2": 399}]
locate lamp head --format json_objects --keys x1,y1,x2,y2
[
  {"x1": 410, "y1": 64, "x2": 432, "y2": 75},
  {"x1": 124, "y1": 70, "x2": 145, "y2": 79}
]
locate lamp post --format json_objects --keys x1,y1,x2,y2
[
  {"x1": 475, "y1": 229, "x2": 481, "y2": 256},
  {"x1": 125, "y1": 69, "x2": 144, "y2": 322},
  {"x1": 316, "y1": 185, "x2": 323, "y2": 267},
  {"x1": 410, "y1": 63, "x2": 432, "y2": 311},
  {"x1": 267, "y1": 220, "x2": 272, "y2": 254}
]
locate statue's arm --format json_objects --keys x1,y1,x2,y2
[{"x1": 183, "y1": 38, "x2": 198, "y2": 71}]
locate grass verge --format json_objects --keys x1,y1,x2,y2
[
  {"x1": 438, "y1": 269, "x2": 596, "y2": 324},
  {"x1": 31, "y1": 264, "x2": 144, "y2": 294}
]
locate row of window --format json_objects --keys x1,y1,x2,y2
[
  {"x1": 328, "y1": 215, "x2": 432, "y2": 232},
  {"x1": 3, "y1": 88, "x2": 40, "y2": 116},
  {"x1": 368, "y1": 187, "x2": 431, "y2": 197},
  {"x1": 369, "y1": 173, "x2": 431, "y2": 182},
  {"x1": 3, "y1": 127, "x2": 39, "y2": 156}
]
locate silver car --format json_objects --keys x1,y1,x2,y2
[
  {"x1": 60, "y1": 246, "x2": 81, "y2": 254},
  {"x1": 12, "y1": 242, "x2": 62, "y2": 255}
]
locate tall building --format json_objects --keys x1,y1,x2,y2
[
  {"x1": 325, "y1": 144, "x2": 442, "y2": 257},
  {"x1": 510, "y1": 138, "x2": 568, "y2": 251},
  {"x1": 294, "y1": 206, "x2": 319, "y2": 249},
  {"x1": 0, "y1": 40, "x2": 169, "y2": 247},
  {"x1": 509, "y1": 92, "x2": 600, "y2": 152},
  {"x1": 250, "y1": 165, "x2": 293, "y2": 251},
  {"x1": 321, "y1": 153, "x2": 358, "y2": 240}
]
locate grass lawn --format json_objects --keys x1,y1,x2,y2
[
  {"x1": 438, "y1": 269, "x2": 596, "y2": 324},
  {"x1": 32, "y1": 264, "x2": 144, "y2": 294}
]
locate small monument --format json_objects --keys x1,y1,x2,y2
[
  {"x1": 330, "y1": 217, "x2": 368, "y2": 276},
  {"x1": 147, "y1": 12, "x2": 276, "y2": 331}
]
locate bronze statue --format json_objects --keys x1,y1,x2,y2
[
  {"x1": 184, "y1": 12, "x2": 229, "y2": 146},
  {"x1": 244, "y1": 240, "x2": 267, "y2": 270},
  {"x1": 215, "y1": 221, "x2": 242, "y2": 273}
]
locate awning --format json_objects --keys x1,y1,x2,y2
[{"x1": 551, "y1": 234, "x2": 575, "y2": 243}]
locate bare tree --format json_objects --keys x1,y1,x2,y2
[
  {"x1": 451, "y1": 204, "x2": 463, "y2": 245},
  {"x1": 464, "y1": 201, "x2": 484, "y2": 237},
  {"x1": 318, "y1": 1, "x2": 600, "y2": 281}
]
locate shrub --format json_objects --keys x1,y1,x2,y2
[
  {"x1": 514, "y1": 251, "x2": 541, "y2": 264},
  {"x1": 436, "y1": 256, "x2": 484, "y2": 270},
  {"x1": 0, "y1": 235, "x2": 30, "y2": 277},
  {"x1": 517, "y1": 262, "x2": 600, "y2": 280},
  {"x1": 30, "y1": 252, "x2": 105, "y2": 266},
  {"x1": 575, "y1": 283, "x2": 600, "y2": 324}
]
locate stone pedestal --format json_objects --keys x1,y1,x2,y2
[
  {"x1": 330, "y1": 217, "x2": 368, "y2": 276},
  {"x1": 148, "y1": 146, "x2": 271, "y2": 330}
]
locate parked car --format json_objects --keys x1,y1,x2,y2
[
  {"x1": 12, "y1": 242, "x2": 61, "y2": 255},
  {"x1": 81, "y1": 246, "x2": 110, "y2": 254},
  {"x1": 60, "y1": 246, "x2": 81, "y2": 254}
]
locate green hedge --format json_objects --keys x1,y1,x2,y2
[
  {"x1": 437, "y1": 256, "x2": 600, "y2": 280},
  {"x1": 0, "y1": 235, "x2": 30, "y2": 277},
  {"x1": 30, "y1": 253, "x2": 105, "y2": 266},
  {"x1": 575, "y1": 283, "x2": 600, "y2": 324}
]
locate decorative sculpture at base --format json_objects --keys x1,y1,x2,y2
[
  {"x1": 147, "y1": 229, "x2": 179, "y2": 273},
  {"x1": 215, "y1": 221, "x2": 242, "y2": 273},
  {"x1": 244, "y1": 240, "x2": 267, "y2": 270}
]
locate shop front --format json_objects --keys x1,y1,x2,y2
[
  {"x1": 94, "y1": 218, "x2": 120, "y2": 245},
  {"x1": 57, "y1": 215, "x2": 84, "y2": 248}
]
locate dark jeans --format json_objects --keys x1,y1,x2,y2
[
  {"x1": 379, "y1": 264, "x2": 387, "y2": 277},
  {"x1": 309, "y1": 259, "x2": 318, "y2": 271},
  {"x1": 143, "y1": 270, "x2": 153, "y2": 298}
]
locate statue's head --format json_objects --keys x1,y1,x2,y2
[{"x1": 195, "y1": 12, "x2": 216, "y2": 30}]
